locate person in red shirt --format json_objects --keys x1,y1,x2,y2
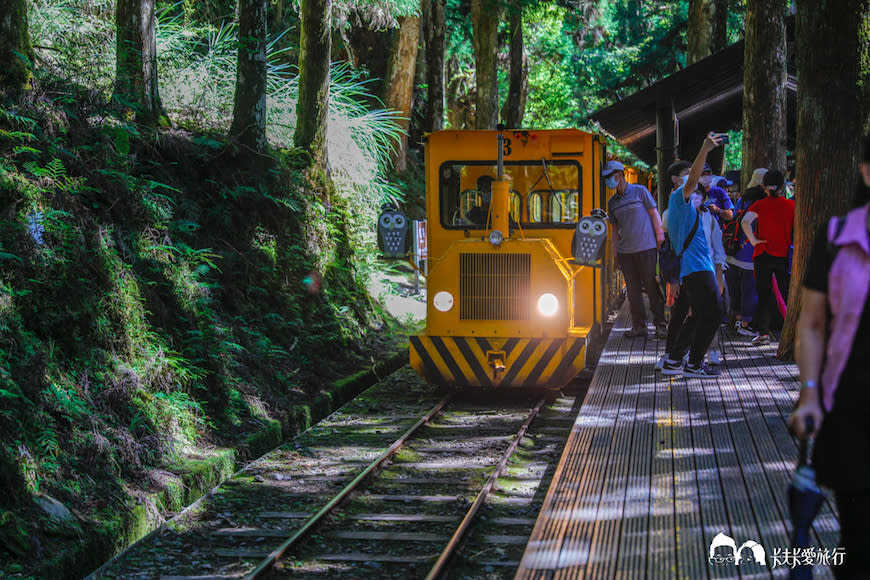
[{"x1": 740, "y1": 169, "x2": 795, "y2": 344}]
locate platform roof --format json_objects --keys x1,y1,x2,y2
[{"x1": 589, "y1": 37, "x2": 797, "y2": 167}]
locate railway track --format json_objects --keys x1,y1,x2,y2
[{"x1": 87, "y1": 367, "x2": 581, "y2": 579}]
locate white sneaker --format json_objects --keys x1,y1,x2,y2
[
  {"x1": 655, "y1": 353, "x2": 668, "y2": 371},
  {"x1": 706, "y1": 350, "x2": 722, "y2": 366},
  {"x1": 737, "y1": 324, "x2": 759, "y2": 337}
]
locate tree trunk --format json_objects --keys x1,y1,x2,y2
[
  {"x1": 777, "y1": 0, "x2": 870, "y2": 359},
  {"x1": 0, "y1": 0, "x2": 34, "y2": 91},
  {"x1": 383, "y1": 16, "x2": 420, "y2": 172},
  {"x1": 740, "y1": 0, "x2": 787, "y2": 191},
  {"x1": 114, "y1": 0, "x2": 166, "y2": 125},
  {"x1": 501, "y1": 0, "x2": 526, "y2": 129},
  {"x1": 687, "y1": 0, "x2": 729, "y2": 65},
  {"x1": 471, "y1": 0, "x2": 499, "y2": 129},
  {"x1": 422, "y1": 0, "x2": 446, "y2": 133},
  {"x1": 295, "y1": 0, "x2": 331, "y2": 169},
  {"x1": 230, "y1": 0, "x2": 268, "y2": 155}
]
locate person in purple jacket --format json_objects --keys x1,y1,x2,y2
[{"x1": 790, "y1": 134, "x2": 870, "y2": 578}]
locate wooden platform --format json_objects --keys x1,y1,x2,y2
[{"x1": 516, "y1": 302, "x2": 840, "y2": 579}]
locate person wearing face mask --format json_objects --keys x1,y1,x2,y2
[
  {"x1": 604, "y1": 160, "x2": 667, "y2": 339},
  {"x1": 699, "y1": 165, "x2": 735, "y2": 224},
  {"x1": 741, "y1": 169, "x2": 795, "y2": 345},
  {"x1": 660, "y1": 133, "x2": 726, "y2": 378}
]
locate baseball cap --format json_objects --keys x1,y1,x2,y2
[
  {"x1": 763, "y1": 169, "x2": 785, "y2": 189},
  {"x1": 714, "y1": 176, "x2": 734, "y2": 188},
  {"x1": 602, "y1": 160, "x2": 625, "y2": 177}
]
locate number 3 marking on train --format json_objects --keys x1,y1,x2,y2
[{"x1": 503, "y1": 138, "x2": 512, "y2": 156}]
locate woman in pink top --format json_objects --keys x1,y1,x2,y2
[{"x1": 790, "y1": 134, "x2": 870, "y2": 578}]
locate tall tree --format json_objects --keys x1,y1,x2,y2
[
  {"x1": 383, "y1": 15, "x2": 420, "y2": 171},
  {"x1": 114, "y1": 0, "x2": 166, "y2": 124},
  {"x1": 422, "y1": 0, "x2": 446, "y2": 133},
  {"x1": 778, "y1": 0, "x2": 870, "y2": 359},
  {"x1": 295, "y1": 0, "x2": 332, "y2": 168},
  {"x1": 471, "y1": 0, "x2": 499, "y2": 129},
  {"x1": 0, "y1": 0, "x2": 34, "y2": 91},
  {"x1": 687, "y1": 0, "x2": 728, "y2": 65},
  {"x1": 230, "y1": 0, "x2": 268, "y2": 154},
  {"x1": 501, "y1": 0, "x2": 527, "y2": 129},
  {"x1": 740, "y1": 0, "x2": 787, "y2": 189}
]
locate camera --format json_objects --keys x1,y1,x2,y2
[{"x1": 714, "y1": 132, "x2": 730, "y2": 145}]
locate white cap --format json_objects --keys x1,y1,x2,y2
[{"x1": 602, "y1": 160, "x2": 625, "y2": 177}]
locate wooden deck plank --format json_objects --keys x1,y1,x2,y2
[{"x1": 515, "y1": 305, "x2": 842, "y2": 580}]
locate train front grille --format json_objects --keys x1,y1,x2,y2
[{"x1": 459, "y1": 253, "x2": 531, "y2": 320}]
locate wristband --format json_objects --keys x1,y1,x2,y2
[{"x1": 800, "y1": 380, "x2": 818, "y2": 390}]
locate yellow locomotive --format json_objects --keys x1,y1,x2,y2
[{"x1": 408, "y1": 128, "x2": 613, "y2": 390}]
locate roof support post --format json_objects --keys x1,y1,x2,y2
[{"x1": 656, "y1": 100, "x2": 677, "y2": 209}]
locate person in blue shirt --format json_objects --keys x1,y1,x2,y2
[{"x1": 661, "y1": 132, "x2": 727, "y2": 378}]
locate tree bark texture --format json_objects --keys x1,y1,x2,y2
[
  {"x1": 741, "y1": 0, "x2": 788, "y2": 190},
  {"x1": 383, "y1": 16, "x2": 420, "y2": 171},
  {"x1": 501, "y1": 0, "x2": 527, "y2": 129},
  {"x1": 422, "y1": 0, "x2": 446, "y2": 133},
  {"x1": 777, "y1": 0, "x2": 870, "y2": 359},
  {"x1": 230, "y1": 0, "x2": 268, "y2": 154},
  {"x1": 0, "y1": 0, "x2": 34, "y2": 90},
  {"x1": 295, "y1": 0, "x2": 332, "y2": 168},
  {"x1": 471, "y1": 0, "x2": 499, "y2": 129},
  {"x1": 687, "y1": 0, "x2": 728, "y2": 65},
  {"x1": 114, "y1": 0, "x2": 166, "y2": 124}
]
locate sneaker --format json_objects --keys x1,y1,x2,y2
[
  {"x1": 683, "y1": 362, "x2": 720, "y2": 378},
  {"x1": 661, "y1": 359, "x2": 683, "y2": 375},
  {"x1": 655, "y1": 353, "x2": 668, "y2": 371},
  {"x1": 706, "y1": 349, "x2": 722, "y2": 366},
  {"x1": 625, "y1": 327, "x2": 647, "y2": 338},
  {"x1": 654, "y1": 324, "x2": 668, "y2": 339},
  {"x1": 737, "y1": 324, "x2": 759, "y2": 337},
  {"x1": 752, "y1": 333, "x2": 771, "y2": 345}
]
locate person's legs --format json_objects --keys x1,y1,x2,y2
[
  {"x1": 771, "y1": 255, "x2": 791, "y2": 307},
  {"x1": 753, "y1": 253, "x2": 774, "y2": 336},
  {"x1": 682, "y1": 271, "x2": 723, "y2": 366},
  {"x1": 638, "y1": 248, "x2": 667, "y2": 328},
  {"x1": 833, "y1": 490, "x2": 870, "y2": 578},
  {"x1": 665, "y1": 284, "x2": 690, "y2": 355},
  {"x1": 726, "y1": 265, "x2": 742, "y2": 320},
  {"x1": 739, "y1": 266, "x2": 758, "y2": 326},
  {"x1": 618, "y1": 252, "x2": 646, "y2": 330}
]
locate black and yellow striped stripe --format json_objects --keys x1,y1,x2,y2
[{"x1": 410, "y1": 335, "x2": 586, "y2": 389}]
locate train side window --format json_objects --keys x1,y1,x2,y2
[
  {"x1": 510, "y1": 190, "x2": 522, "y2": 223},
  {"x1": 528, "y1": 192, "x2": 543, "y2": 223},
  {"x1": 552, "y1": 190, "x2": 579, "y2": 222}
]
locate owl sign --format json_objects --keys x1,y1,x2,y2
[
  {"x1": 377, "y1": 208, "x2": 410, "y2": 259},
  {"x1": 572, "y1": 211, "x2": 609, "y2": 266}
]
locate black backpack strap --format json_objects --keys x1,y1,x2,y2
[{"x1": 679, "y1": 212, "x2": 700, "y2": 257}]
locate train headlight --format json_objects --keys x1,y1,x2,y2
[
  {"x1": 537, "y1": 293, "x2": 559, "y2": 317},
  {"x1": 433, "y1": 291, "x2": 454, "y2": 312},
  {"x1": 488, "y1": 230, "x2": 504, "y2": 247}
]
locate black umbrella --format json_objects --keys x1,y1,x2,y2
[{"x1": 788, "y1": 417, "x2": 825, "y2": 580}]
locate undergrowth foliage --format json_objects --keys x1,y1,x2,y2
[{"x1": 2, "y1": 1, "x2": 406, "y2": 575}]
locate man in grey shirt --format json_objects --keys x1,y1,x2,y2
[{"x1": 604, "y1": 160, "x2": 667, "y2": 338}]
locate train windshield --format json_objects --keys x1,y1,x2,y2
[{"x1": 438, "y1": 160, "x2": 582, "y2": 229}]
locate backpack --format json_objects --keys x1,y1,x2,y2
[
  {"x1": 658, "y1": 212, "x2": 700, "y2": 283},
  {"x1": 722, "y1": 207, "x2": 748, "y2": 256}
]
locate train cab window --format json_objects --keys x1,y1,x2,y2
[
  {"x1": 440, "y1": 160, "x2": 582, "y2": 229},
  {"x1": 528, "y1": 192, "x2": 544, "y2": 223},
  {"x1": 551, "y1": 190, "x2": 579, "y2": 222},
  {"x1": 509, "y1": 191, "x2": 522, "y2": 223}
]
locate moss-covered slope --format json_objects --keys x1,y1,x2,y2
[{"x1": 0, "y1": 86, "x2": 403, "y2": 578}]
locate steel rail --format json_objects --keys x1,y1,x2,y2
[
  {"x1": 425, "y1": 396, "x2": 547, "y2": 580},
  {"x1": 244, "y1": 394, "x2": 452, "y2": 579}
]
